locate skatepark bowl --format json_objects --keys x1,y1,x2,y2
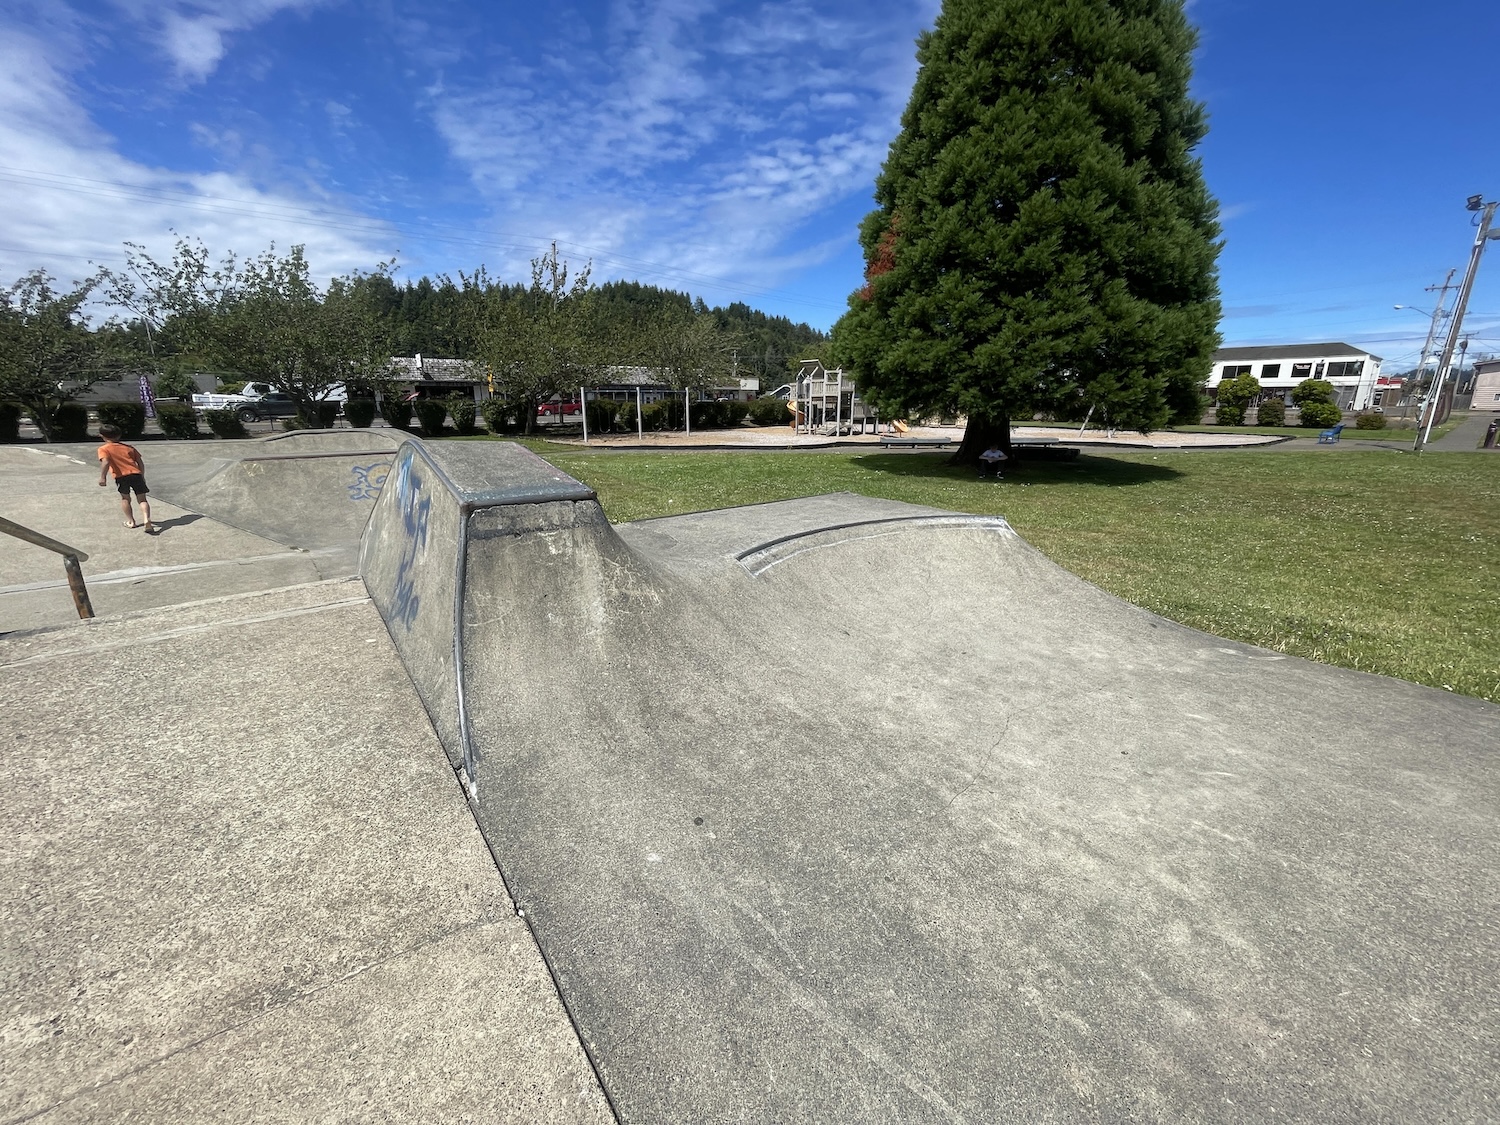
[
  {"x1": 359, "y1": 437, "x2": 1498, "y2": 1123},
  {"x1": 3, "y1": 430, "x2": 1496, "y2": 1122}
]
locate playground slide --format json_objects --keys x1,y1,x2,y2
[{"x1": 893, "y1": 419, "x2": 909, "y2": 433}]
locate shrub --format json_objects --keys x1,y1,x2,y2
[
  {"x1": 479, "y1": 399, "x2": 517, "y2": 434},
  {"x1": 615, "y1": 400, "x2": 638, "y2": 432},
  {"x1": 51, "y1": 402, "x2": 90, "y2": 441},
  {"x1": 203, "y1": 409, "x2": 248, "y2": 439},
  {"x1": 642, "y1": 399, "x2": 684, "y2": 431},
  {"x1": 297, "y1": 402, "x2": 339, "y2": 430},
  {"x1": 448, "y1": 396, "x2": 478, "y2": 435},
  {"x1": 1291, "y1": 378, "x2": 1336, "y2": 408},
  {"x1": 0, "y1": 402, "x2": 20, "y2": 443},
  {"x1": 1213, "y1": 402, "x2": 1246, "y2": 426},
  {"x1": 1297, "y1": 401, "x2": 1343, "y2": 429},
  {"x1": 97, "y1": 402, "x2": 147, "y2": 439},
  {"x1": 585, "y1": 399, "x2": 619, "y2": 433},
  {"x1": 157, "y1": 402, "x2": 200, "y2": 439},
  {"x1": 747, "y1": 397, "x2": 792, "y2": 426},
  {"x1": 415, "y1": 398, "x2": 449, "y2": 436},
  {"x1": 1255, "y1": 397, "x2": 1286, "y2": 426},
  {"x1": 280, "y1": 417, "x2": 305, "y2": 432},
  {"x1": 344, "y1": 398, "x2": 378, "y2": 428},
  {"x1": 1355, "y1": 411, "x2": 1388, "y2": 430},
  {"x1": 720, "y1": 400, "x2": 749, "y2": 427},
  {"x1": 381, "y1": 399, "x2": 413, "y2": 430},
  {"x1": 154, "y1": 370, "x2": 198, "y2": 399}
]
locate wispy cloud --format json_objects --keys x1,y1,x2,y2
[
  {"x1": 0, "y1": 23, "x2": 395, "y2": 288},
  {"x1": 109, "y1": 0, "x2": 330, "y2": 82},
  {"x1": 421, "y1": 0, "x2": 927, "y2": 294}
]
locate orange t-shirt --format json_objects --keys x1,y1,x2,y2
[{"x1": 98, "y1": 440, "x2": 144, "y2": 479}]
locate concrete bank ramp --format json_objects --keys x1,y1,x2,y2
[
  {"x1": 157, "y1": 428, "x2": 408, "y2": 550},
  {"x1": 362, "y1": 439, "x2": 1500, "y2": 1124}
]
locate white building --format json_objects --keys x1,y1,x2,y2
[
  {"x1": 1207, "y1": 343, "x2": 1382, "y2": 411},
  {"x1": 1472, "y1": 358, "x2": 1500, "y2": 413}
]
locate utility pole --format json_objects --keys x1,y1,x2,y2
[{"x1": 1416, "y1": 196, "x2": 1500, "y2": 453}]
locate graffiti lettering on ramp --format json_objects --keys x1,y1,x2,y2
[
  {"x1": 348, "y1": 460, "x2": 392, "y2": 501},
  {"x1": 390, "y1": 457, "x2": 430, "y2": 630}
]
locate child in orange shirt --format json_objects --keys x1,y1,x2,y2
[{"x1": 97, "y1": 425, "x2": 156, "y2": 533}]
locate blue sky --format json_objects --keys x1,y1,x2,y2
[{"x1": 1, "y1": 0, "x2": 1497, "y2": 371}]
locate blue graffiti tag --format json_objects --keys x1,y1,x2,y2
[
  {"x1": 389, "y1": 455, "x2": 431, "y2": 631},
  {"x1": 347, "y1": 460, "x2": 392, "y2": 501}
]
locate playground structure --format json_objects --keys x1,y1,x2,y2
[{"x1": 787, "y1": 360, "x2": 880, "y2": 435}]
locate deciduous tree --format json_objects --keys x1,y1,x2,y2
[{"x1": 0, "y1": 270, "x2": 104, "y2": 441}]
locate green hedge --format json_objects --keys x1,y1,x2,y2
[
  {"x1": 415, "y1": 399, "x2": 449, "y2": 436},
  {"x1": 203, "y1": 408, "x2": 248, "y2": 439},
  {"x1": 1298, "y1": 401, "x2": 1342, "y2": 429},
  {"x1": 448, "y1": 396, "x2": 477, "y2": 435},
  {"x1": 381, "y1": 399, "x2": 413, "y2": 430},
  {"x1": 157, "y1": 402, "x2": 200, "y2": 439},
  {"x1": 642, "y1": 399, "x2": 685, "y2": 430},
  {"x1": 479, "y1": 399, "x2": 517, "y2": 434},
  {"x1": 1355, "y1": 411, "x2": 1388, "y2": 430},
  {"x1": 586, "y1": 399, "x2": 619, "y2": 433},
  {"x1": 297, "y1": 402, "x2": 339, "y2": 430},
  {"x1": 747, "y1": 397, "x2": 792, "y2": 426},
  {"x1": 0, "y1": 402, "x2": 20, "y2": 443},
  {"x1": 97, "y1": 402, "x2": 147, "y2": 439},
  {"x1": 1255, "y1": 398, "x2": 1286, "y2": 426},
  {"x1": 1213, "y1": 402, "x2": 1246, "y2": 426},
  {"x1": 344, "y1": 399, "x2": 377, "y2": 428},
  {"x1": 52, "y1": 402, "x2": 91, "y2": 441},
  {"x1": 615, "y1": 401, "x2": 638, "y2": 432}
]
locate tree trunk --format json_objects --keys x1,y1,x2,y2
[{"x1": 950, "y1": 414, "x2": 1012, "y2": 466}]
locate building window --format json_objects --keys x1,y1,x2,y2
[
  {"x1": 1261, "y1": 364, "x2": 1281, "y2": 379},
  {"x1": 1326, "y1": 360, "x2": 1365, "y2": 378},
  {"x1": 1372, "y1": 390, "x2": 1384, "y2": 406},
  {"x1": 1222, "y1": 364, "x2": 1253, "y2": 379},
  {"x1": 1314, "y1": 361, "x2": 1326, "y2": 377},
  {"x1": 1291, "y1": 362, "x2": 1313, "y2": 380}
]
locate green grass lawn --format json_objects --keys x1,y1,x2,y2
[{"x1": 524, "y1": 440, "x2": 1500, "y2": 704}]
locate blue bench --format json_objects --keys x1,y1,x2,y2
[{"x1": 1318, "y1": 423, "x2": 1346, "y2": 444}]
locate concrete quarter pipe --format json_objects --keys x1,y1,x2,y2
[{"x1": 363, "y1": 438, "x2": 1499, "y2": 1123}]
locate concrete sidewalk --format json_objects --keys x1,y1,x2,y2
[{"x1": 0, "y1": 579, "x2": 611, "y2": 1122}]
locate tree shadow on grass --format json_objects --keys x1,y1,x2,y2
[{"x1": 852, "y1": 452, "x2": 1182, "y2": 487}]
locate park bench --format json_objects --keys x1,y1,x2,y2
[
  {"x1": 879, "y1": 436, "x2": 953, "y2": 449},
  {"x1": 1317, "y1": 423, "x2": 1346, "y2": 444}
]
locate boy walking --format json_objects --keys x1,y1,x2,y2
[{"x1": 97, "y1": 425, "x2": 156, "y2": 533}]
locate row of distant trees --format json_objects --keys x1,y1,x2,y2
[{"x1": 0, "y1": 239, "x2": 828, "y2": 440}]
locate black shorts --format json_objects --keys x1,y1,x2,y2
[{"x1": 115, "y1": 473, "x2": 149, "y2": 497}]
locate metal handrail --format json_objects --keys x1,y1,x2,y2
[{"x1": 0, "y1": 515, "x2": 95, "y2": 619}]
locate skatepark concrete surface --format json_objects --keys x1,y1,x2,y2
[{"x1": 5, "y1": 432, "x2": 1499, "y2": 1123}]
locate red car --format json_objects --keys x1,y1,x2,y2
[{"x1": 537, "y1": 400, "x2": 582, "y2": 417}]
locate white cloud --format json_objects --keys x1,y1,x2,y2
[
  {"x1": 423, "y1": 0, "x2": 927, "y2": 297},
  {"x1": 109, "y1": 0, "x2": 330, "y2": 82},
  {"x1": 0, "y1": 25, "x2": 396, "y2": 293}
]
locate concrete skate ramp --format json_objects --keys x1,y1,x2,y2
[
  {"x1": 360, "y1": 442, "x2": 1500, "y2": 1124},
  {"x1": 160, "y1": 430, "x2": 407, "y2": 550}
]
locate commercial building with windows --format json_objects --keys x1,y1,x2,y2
[{"x1": 1207, "y1": 343, "x2": 1382, "y2": 411}]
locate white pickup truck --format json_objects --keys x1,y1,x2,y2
[{"x1": 192, "y1": 382, "x2": 347, "y2": 422}]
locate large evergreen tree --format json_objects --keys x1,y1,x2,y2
[{"x1": 834, "y1": 0, "x2": 1221, "y2": 459}]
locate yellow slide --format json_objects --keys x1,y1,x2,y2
[{"x1": 893, "y1": 419, "x2": 910, "y2": 434}]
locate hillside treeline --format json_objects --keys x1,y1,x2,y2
[{"x1": 0, "y1": 239, "x2": 828, "y2": 439}]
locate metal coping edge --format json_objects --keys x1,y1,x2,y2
[{"x1": 733, "y1": 513, "x2": 1013, "y2": 563}]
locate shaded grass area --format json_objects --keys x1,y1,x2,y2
[{"x1": 527, "y1": 440, "x2": 1500, "y2": 704}]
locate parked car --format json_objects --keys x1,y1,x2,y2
[
  {"x1": 537, "y1": 399, "x2": 582, "y2": 417},
  {"x1": 205, "y1": 392, "x2": 301, "y2": 423}
]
